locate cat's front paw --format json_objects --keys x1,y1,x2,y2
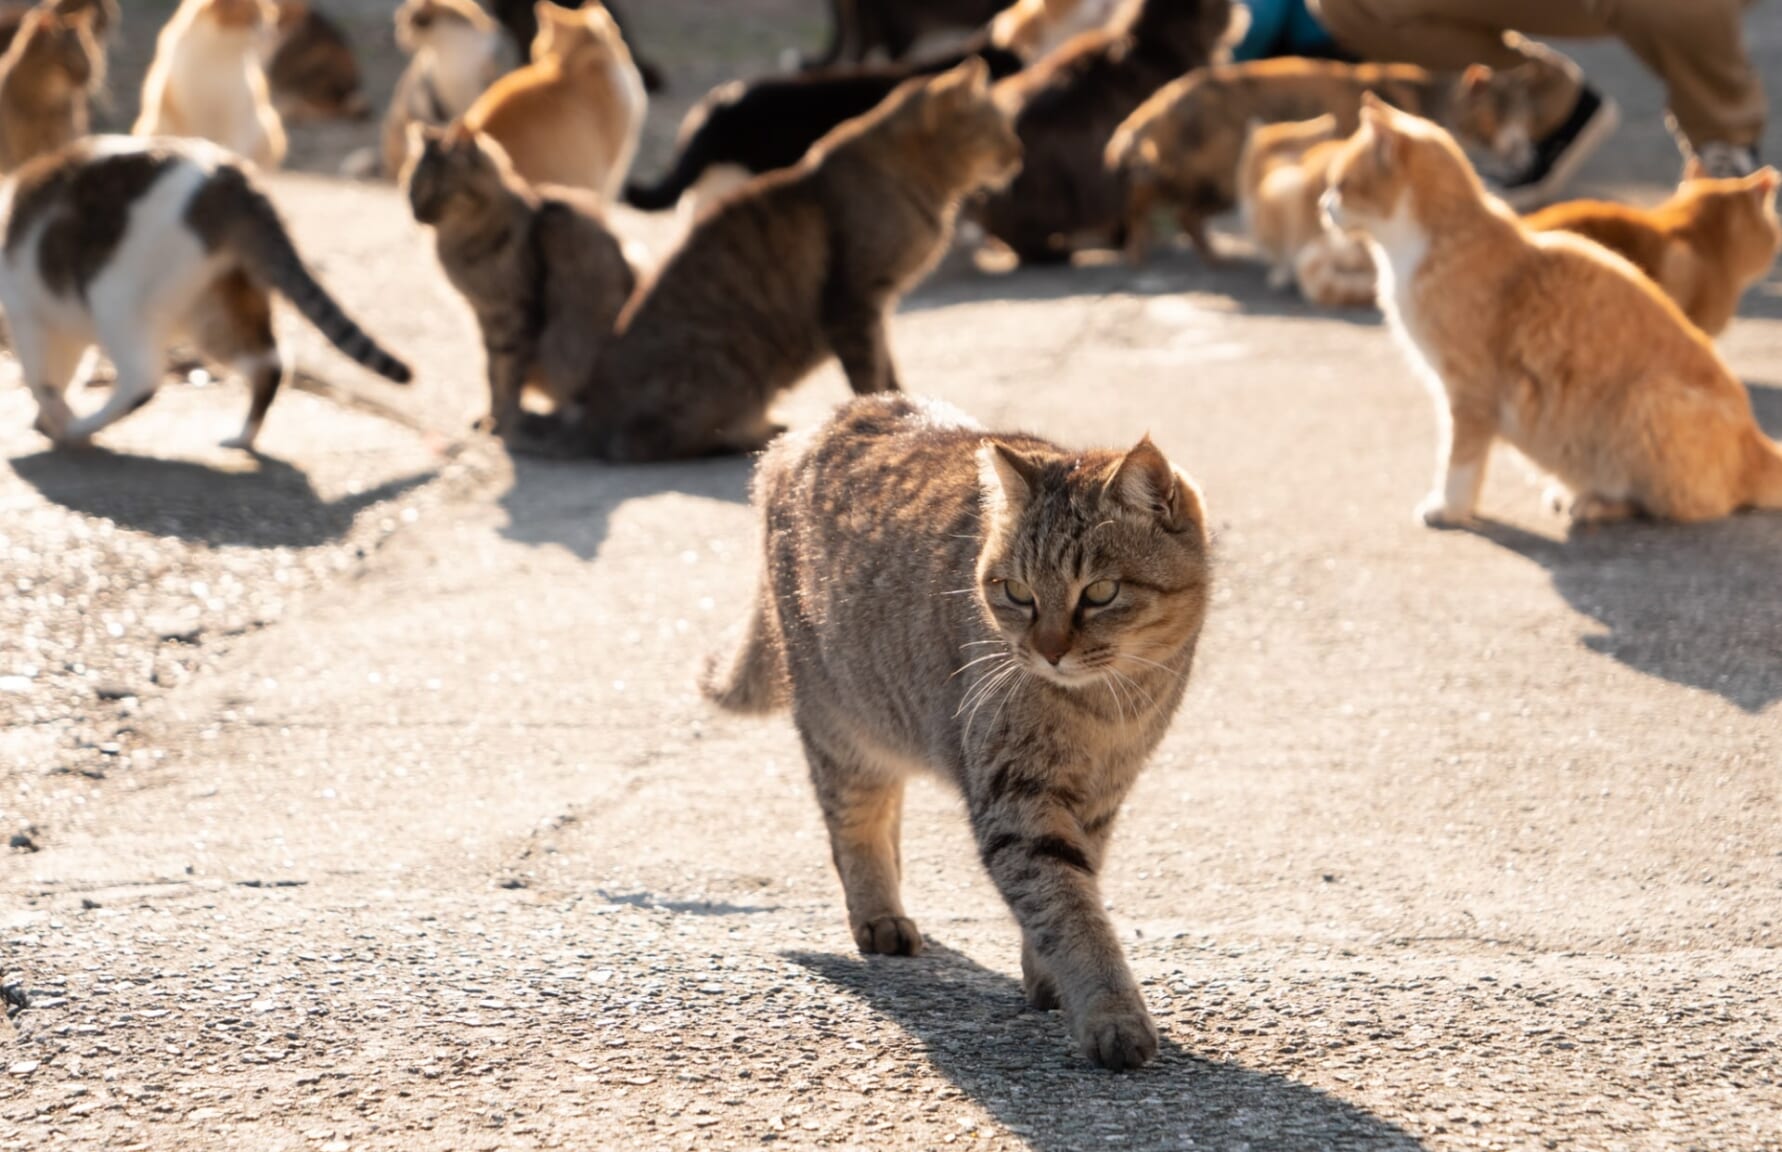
[
  {"x1": 1415, "y1": 493, "x2": 1472, "y2": 530},
  {"x1": 1021, "y1": 950, "x2": 1060, "y2": 1011},
  {"x1": 1075, "y1": 1000, "x2": 1158, "y2": 1071},
  {"x1": 853, "y1": 915, "x2": 923, "y2": 957}
]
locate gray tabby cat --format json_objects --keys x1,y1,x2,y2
[
  {"x1": 404, "y1": 122, "x2": 635, "y2": 434},
  {"x1": 705, "y1": 394, "x2": 1212, "y2": 1070}
]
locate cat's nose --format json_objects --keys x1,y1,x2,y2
[{"x1": 1033, "y1": 633, "x2": 1071, "y2": 666}]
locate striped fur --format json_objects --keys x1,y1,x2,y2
[{"x1": 705, "y1": 394, "x2": 1212, "y2": 1069}]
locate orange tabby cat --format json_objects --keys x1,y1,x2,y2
[
  {"x1": 1525, "y1": 164, "x2": 1781, "y2": 337},
  {"x1": 464, "y1": 1, "x2": 645, "y2": 202},
  {"x1": 1237, "y1": 115, "x2": 1373, "y2": 307},
  {"x1": 1323, "y1": 95, "x2": 1782, "y2": 526}
]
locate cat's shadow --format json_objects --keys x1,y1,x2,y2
[
  {"x1": 495, "y1": 451, "x2": 753, "y2": 560},
  {"x1": 1465, "y1": 382, "x2": 1782, "y2": 712},
  {"x1": 7, "y1": 446, "x2": 438, "y2": 549},
  {"x1": 787, "y1": 945, "x2": 1428, "y2": 1151}
]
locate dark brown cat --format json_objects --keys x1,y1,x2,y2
[
  {"x1": 404, "y1": 121, "x2": 636, "y2": 435},
  {"x1": 804, "y1": 0, "x2": 1006, "y2": 69},
  {"x1": 975, "y1": 0, "x2": 1235, "y2": 264},
  {"x1": 269, "y1": 0, "x2": 368, "y2": 122},
  {"x1": 519, "y1": 59, "x2": 1021, "y2": 462}
]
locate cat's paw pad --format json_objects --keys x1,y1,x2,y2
[
  {"x1": 1077, "y1": 1004, "x2": 1159, "y2": 1071},
  {"x1": 853, "y1": 916, "x2": 923, "y2": 957},
  {"x1": 1415, "y1": 494, "x2": 1471, "y2": 530}
]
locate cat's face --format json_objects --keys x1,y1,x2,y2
[
  {"x1": 200, "y1": 0, "x2": 276, "y2": 34},
  {"x1": 975, "y1": 439, "x2": 1209, "y2": 690},
  {"x1": 396, "y1": 0, "x2": 486, "y2": 50},
  {"x1": 918, "y1": 59, "x2": 1023, "y2": 193},
  {"x1": 404, "y1": 125, "x2": 506, "y2": 224},
  {"x1": 1321, "y1": 102, "x2": 1427, "y2": 238},
  {"x1": 15, "y1": 10, "x2": 95, "y2": 92},
  {"x1": 1446, "y1": 40, "x2": 1578, "y2": 180}
]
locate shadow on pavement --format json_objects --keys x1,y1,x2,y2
[
  {"x1": 1472, "y1": 381, "x2": 1782, "y2": 713},
  {"x1": 904, "y1": 243, "x2": 1383, "y2": 328},
  {"x1": 8, "y1": 448, "x2": 437, "y2": 549},
  {"x1": 497, "y1": 453, "x2": 753, "y2": 560},
  {"x1": 789, "y1": 946, "x2": 1427, "y2": 1152}
]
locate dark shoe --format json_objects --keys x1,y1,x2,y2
[{"x1": 1497, "y1": 85, "x2": 1620, "y2": 210}]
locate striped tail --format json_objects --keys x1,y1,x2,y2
[
  {"x1": 200, "y1": 165, "x2": 413, "y2": 385},
  {"x1": 700, "y1": 595, "x2": 789, "y2": 714}
]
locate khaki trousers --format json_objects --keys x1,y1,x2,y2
[{"x1": 1310, "y1": 0, "x2": 1766, "y2": 147}]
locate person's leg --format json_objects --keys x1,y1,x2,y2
[
  {"x1": 1309, "y1": 0, "x2": 1604, "y2": 71},
  {"x1": 1592, "y1": 0, "x2": 1764, "y2": 167}
]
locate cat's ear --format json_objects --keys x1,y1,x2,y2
[
  {"x1": 1682, "y1": 154, "x2": 1707, "y2": 182},
  {"x1": 979, "y1": 440, "x2": 1044, "y2": 514},
  {"x1": 1359, "y1": 94, "x2": 1400, "y2": 166},
  {"x1": 1110, "y1": 437, "x2": 1204, "y2": 534},
  {"x1": 1750, "y1": 166, "x2": 1780, "y2": 204},
  {"x1": 1307, "y1": 113, "x2": 1339, "y2": 138},
  {"x1": 1460, "y1": 63, "x2": 1492, "y2": 95}
]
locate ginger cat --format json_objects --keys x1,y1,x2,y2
[
  {"x1": 0, "y1": 4, "x2": 99, "y2": 173},
  {"x1": 381, "y1": 0, "x2": 514, "y2": 178},
  {"x1": 1525, "y1": 165, "x2": 1781, "y2": 337},
  {"x1": 1323, "y1": 95, "x2": 1782, "y2": 526},
  {"x1": 135, "y1": 0, "x2": 286, "y2": 170},
  {"x1": 1237, "y1": 115, "x2": 1373, "y2": 307},
  {"x1": 464, "y1": 1, "x2": 646, "y2": 202}
]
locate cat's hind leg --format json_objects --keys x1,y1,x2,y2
[
  {"x1": 805, "y1": 736, "x2": 922, "y2": 957},
  {"x1": 188, "y1": 271, "x2": 283, "y2": 450},
  {"x1": 11, "y1": 322, "x2": 86, "y2": 443}
]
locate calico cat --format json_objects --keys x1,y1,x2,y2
[
  {"x1": 704, "y1": 392, "x2": 1211, "y2": 1070},
  {"x1": 622, "y1": 40, "x2": 1024, "y2": 215},
  {"x1": 1322, "y1": 96, "x2": 1782, "y2": 525},
  {"x1": 1107, "y1": 49, "x2": 1577, "y2": 262},
  {"x1": 268, "y1": 0, "x2": 368, "y2": 122},
  {"x1": 464, "y1": 2, "x2": 646, "y2": 202},
  {"x1": 804, "y1": 0, "x2": 1007, "y2": 69},
  {"x1": 135, "y1": 0, "x2": 287, "y2": 171},
  {"x1": 975, "y1": 0, "x2": 1235, "y2": 265},
  {"x1": 486, "y1": 0, "x2": 663, "y2": 93},
  {"x1": 404, "y1": 121, "x2": 635, "y2": 436},
  {"x1": 519, "y1": 59, "x2": 1021, "y2": 462},
  {"x1": 0, "y1": 4, "x2": 98, "y2": 174},
  {"x1": 381, "y1": 0, "x2": 515, "y2": 178},
  {"x1": 1525, "y1": 165, "x2": 1782, "y2": 337},
  {"x1": 990, "y1": 0, "x2": 1123, "y2": 61},
  {"x1": 0, "y1": 136, "x2": 411, "y2": 449},
  {"x1": 1236, "y1": 116, "x2": 1373, "y2": 307}
]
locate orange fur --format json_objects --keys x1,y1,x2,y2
[
  {"x1": 1526, "y1": 169, "x2": 1781, "y2": 337},
  {"x1": 463, "y1": 1, "x2": 645, "y2": 202},
  {"x1": 1237, "y1": 116, "x2": 1373, "y2": 307},
  {"x1": 989, "y1": 0, "x2": 1121, "y2": 60},
  {"x1": 1324, "y1": 96, "x2": 1782, "y2": 526}
]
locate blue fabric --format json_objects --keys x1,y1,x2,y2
[{"x1": 1232, "y1": 0, "x2": 1336, "y2": 61}]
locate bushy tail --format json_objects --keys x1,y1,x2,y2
[
  {"x1": 1751, "y1": 433, "x2": 1782, "y2": 510},
  {"x1": 201, "y1": 165, "x2": 413, "y2": 384},
  {"x1": 700, "y1": 595, "x2": 789, "y2": 714}
]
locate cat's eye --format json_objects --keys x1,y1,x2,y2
[
  {"x1": 1081, "y1": 580, "x2": 1120, "y2": 608},
  {"x1": 1003, "y1": 579, "x2": 1035, "y2": 607}
]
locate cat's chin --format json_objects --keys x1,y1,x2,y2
[{"x1": 1027, "y1": 662, "x2": 1105, "y2": 691}]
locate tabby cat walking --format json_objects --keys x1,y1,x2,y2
[{"x1": 706, "y1": 394, "x2": 1211, "y2": 1070}]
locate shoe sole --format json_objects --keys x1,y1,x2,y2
[{"x1": 1500, "y1": 97, "x2": 1622, "y2": 212}]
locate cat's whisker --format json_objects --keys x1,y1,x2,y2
[
  {"x1": 955, "y1": 659, "x2": 1016, "y2": 718},
  {"x1": 962, "y1": 663, "x2": 1024, "y2": 737},
  {"x1": 950, "y1": 651, "x2": 1014, "y2": 680}
]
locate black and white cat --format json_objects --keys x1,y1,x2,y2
[{"x1": 0, "y1": 136, "x2": 411, "y2": 449}]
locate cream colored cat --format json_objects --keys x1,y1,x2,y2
[
  {"x1": 1323, "y1": 95, "x2": 1782, "y2": 525},
  {"x1": 464, "y1": 2, "x2": 646, "y2": 202},
  {"x1": 381, "y1": 0, "x2": 515, "y2": 178},
  {"x1": 135, "y1": 0, "x2": 286, "y2": 170},
  {"x1": 990, "y1": 0, "x2": 1123, "y2": 60},
  {"x1": 1237, "y1": 115, "x2": 1374, "y2": 307}
]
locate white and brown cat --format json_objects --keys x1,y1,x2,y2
[
  {"x1": 1237, "y1": 114, "x2": 1374, "y2": 307},
  {"x1": 381, "y1": 0, "x2": 515, "y2": 178},
  {"x1": 1323, "y1": 95, "x2": 1782, "y2": 526},
  {"x1": 0, "y1": 136, "x2": 411, "y2": 449},
  {"x1": 136, "y1": 0, "x2": 287, "y2": 170},
  {"x1": 464, "y1": 1, "x2": 646, "y2": 202}
]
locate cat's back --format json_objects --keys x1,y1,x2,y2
[{"x1": 1526, "y1": 198, "x2": 1668, "y2": 277}]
